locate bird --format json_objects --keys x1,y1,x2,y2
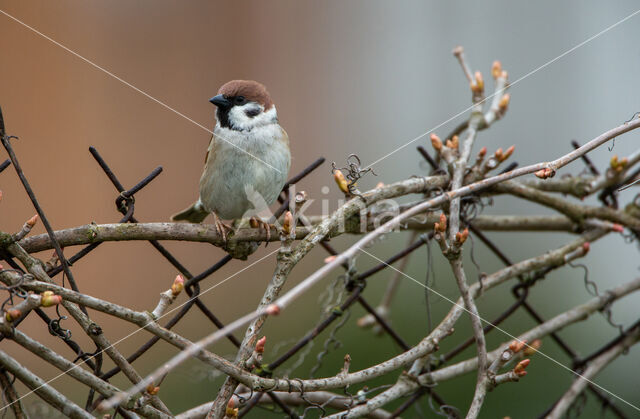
[{"x1": 171, "y1": 80, "x2": 291, "y2": 242}]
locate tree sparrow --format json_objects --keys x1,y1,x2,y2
[{"x1": 171, "y1": 80, "x2": 291, "y2": 241}]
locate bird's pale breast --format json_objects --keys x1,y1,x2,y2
[{"x1": 199, "y1": 124, "x2": 290, "y2": 220}]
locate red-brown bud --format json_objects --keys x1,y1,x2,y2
[
  {"x1": 250, "y1": 218, "x2": 260, "y2": 229},
  {"x1": 225, "y1": 398, "x2": 239, "y2": 418},
  {"x1": 610, "y1": 155, "x2": 628, "y2": 172},
  {"x1": 472, "y1": 71, "x2": 484, "y2": 93},
  {"x1": 5, "y1": 309, "x2": 21, "y2": 322},
  {"x1": 41, "y1": 291, "x2": 62, "y2": 307},
  {"x1": 435, "y1": 213, "x2": 447, "y2": 233},
  {"x1": 450, "y1": 135, "x2": 459, "y2": 150},
  {"x1": 610, "y1": 155, "x2": 619, "y2": 168},
  {"x1": 430, "y1": 133, "x2": 443, "y2": 151},
  {"x1": 514, "y1": 359, "x2": 530, "y2": 376},
  {"x1": 255, "y1": 336, "x2": 266, "y2": 354},
  {"x1": 171, "y1": 275, "x2": 185, "y2": 296},
  {"x1": 534, "y1": 167, "x2": 555, "y2": 179},
  {"x1": 491, "y1": 61, "x2": 502, "y2": 79},
  {"x1": 324, "y1": 255, "x2": 337, "y2": 264},
  {"x1": 582, "y1": 242, "x2": 590, "y2": 254},
  {"x1": 334, "y1": 170, "x2": 349, "y2": 194},
  {"x1": 26, "y1": 214, "x2": 39, "y2": 228},
  {"x1": 282, "y1": 211, "x2": 294, "y2": 235},
  {"x1": 266, "y1": 304, "x2": 281, "y2": 316},
  {"x1": 509, "y1": 339, "x2": 526, "y2": 353},
  {"x1": 455, "y1": 228, "x2": 469, "y2": 245},
  {"x1": 523, "y1": 339, "x2": 542, "y2": 356},
  {"x1": 612, "y1": 224, "x2": 624, "y2": 233},
  {"x1": 146, "y1": 384, "x2": 160, "y2": 395},
  {"x1": 502, "y1": 145, "x2": 515, "y2": 161},
  {"x1": 498, "y1": 93, "x2": 510, "y2": 112}
]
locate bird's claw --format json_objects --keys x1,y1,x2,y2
[
  {"x1": 213, "y1": 216, "x2": 233, "y2": 244},
  {"x1": 250, "y1": 217, "x2": 272, "y2": 246}
]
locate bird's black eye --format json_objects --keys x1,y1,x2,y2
[{"x1": 234, "y1": 96, "x2": 247, "y2": 105}]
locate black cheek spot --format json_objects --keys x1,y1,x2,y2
[{"x1": 245, "y1": 108, "x2": 260, "y2": 118}]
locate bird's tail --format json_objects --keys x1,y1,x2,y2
[{"x1": 171, "y1": 200, "x2": 209, "y2": 223}]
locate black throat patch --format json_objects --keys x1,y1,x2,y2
[{"x1": 216, "y1": 107, "x2": 232, "y2": 129}]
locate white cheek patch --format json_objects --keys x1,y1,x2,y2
[{"x1": 228, "y1": 103, "x2": 278, "y2": 131}]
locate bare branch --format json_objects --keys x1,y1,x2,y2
[
  {"x1": 273, "y1": 117, "x2": 640, "y2": 314},
  {"x1": 0, "y1": 349, "x2": 94, "y2": 418},
  {"x1": 547, "y1": 325, "x2": 640, "y2": 418}
]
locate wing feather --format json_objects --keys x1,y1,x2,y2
[{"x1": 204, "y1": 133, "x2": 215, "y2": 164}]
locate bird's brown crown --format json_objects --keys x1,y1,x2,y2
[{"x1": 218, "y1": 80, "x2": 273, "y2": 110}]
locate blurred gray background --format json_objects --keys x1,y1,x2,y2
[{"x1": 0, "y1": 1, "x2": 639, "y2": 417}]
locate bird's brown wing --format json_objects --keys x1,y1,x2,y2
[
  {"x1": 279, "y1": 126, "x2": 290, "y2": 147},
  {"x1": 204, "y1": 133, "x2": 215, "y2": 164}
]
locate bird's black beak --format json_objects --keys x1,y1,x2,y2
[{"x1": 209, "y1": 94, "x2": 232, "y2": 108}]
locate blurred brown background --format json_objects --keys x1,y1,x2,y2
[{"x1": 1, "y1": 1, "x2": 639, "y2": 417}]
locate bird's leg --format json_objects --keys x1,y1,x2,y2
[
  {"x1": 212, "y1": 213, "x2": 233, "y2": 243},
  {"x1": 250, "y1": 217, "x2": 272, "y2": 244}
]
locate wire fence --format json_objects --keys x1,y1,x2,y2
[{"x1": 0, "y1": 103, "x2": 637, "y2": 418}]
